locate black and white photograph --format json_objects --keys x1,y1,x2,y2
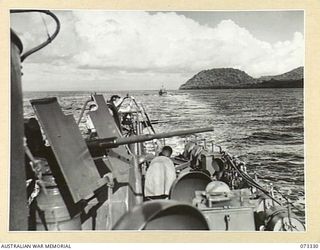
[{"x1": 9, "y1": 9, "x2": 305, "y2": 233}]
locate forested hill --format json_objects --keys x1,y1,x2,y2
[
  {"x1": 257, "y1": 66, "x2": 303, "y2": 82},
  {"x1": 179, "y1": 67, "x2": 303, "y2": 89}
]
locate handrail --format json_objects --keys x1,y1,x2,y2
[{"x1": 10, "y1": 10, "x2": 60, "y2": 62}]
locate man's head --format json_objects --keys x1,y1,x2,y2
[
  {"x1": 159, "y1": 146, "x2": 173, "y2": 157},
  {"x1": 110, "y1": 95, "x2": 121, "y2": 102},
  {"x1": 89, "y1": 103, "x2": 97, "y2": 111}
]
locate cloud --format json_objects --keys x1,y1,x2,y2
[
  {"x1": 11, "y1": 11, "x2": 304, "y2": 90},
  {"x1": 70, "y1": 12, "x2": 303, "y2": 77}
]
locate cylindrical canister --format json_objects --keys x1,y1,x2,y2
[{"x1": 36, "y1": 159, "x2": 81, "y2": 230}]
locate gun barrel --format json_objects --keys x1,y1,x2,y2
[{"x1": 89, "y1": 127, "x2": 214, "y2": 149}]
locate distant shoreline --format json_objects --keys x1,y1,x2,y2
[{"x1": 179, "y1": 81, "x2": 304, "y2": 90}]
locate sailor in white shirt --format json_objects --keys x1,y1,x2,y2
[{"x1": 144, "y1": 146, "x2": 176, "y2": 200}]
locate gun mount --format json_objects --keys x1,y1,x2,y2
[{"x1": 87, "y1": 127, "x2": 214, "y2": 149}]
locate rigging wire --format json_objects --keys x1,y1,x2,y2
[
  {"x1": 223, "y1": 152, "x2": 282, "y2": 205},
  {"x1": 272, "y1": 188, "x2": 305, "y2": 213},
  {"x1": 223, "y1": 152, "x2": 305, "y2": 213},
  {"x1": 39, "y1": 12, "x2": 50, "y2": 40}
]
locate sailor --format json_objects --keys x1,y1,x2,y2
[
  {"x1": 86, "y1": 103, "x2": 98, "y2": 138},
  {"x1": 144, "y1": 146, "x2": 176, "y2": 200},
  {"x1": 110, "y1": 95, "x2": 122, "y2": 108},
  {"x1": 108, "y1": 95, "x2": 132, "y2": 133},
  {"x1": 110, "y1": 94, "x2": 134, "y2": 113}
]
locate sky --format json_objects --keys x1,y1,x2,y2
[{"x1": 11, "y1": 10, "x2": 304, "y2": 91}]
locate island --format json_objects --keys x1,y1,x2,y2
[{"x1": 179, "y1": 66, "x2": 303, "y2": 90}]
